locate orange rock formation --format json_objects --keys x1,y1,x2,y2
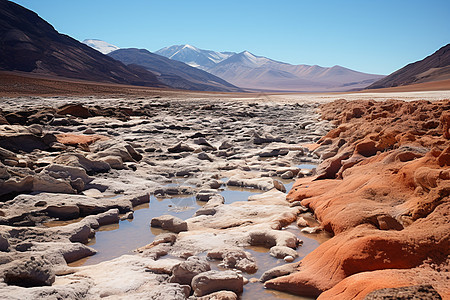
[{"x1": 265, "y1": 99, "x2": 450, "y2": 299}]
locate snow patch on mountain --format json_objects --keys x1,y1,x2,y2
[{"x1": 83, "y1": 39, "x2": 120, "y2": 54}]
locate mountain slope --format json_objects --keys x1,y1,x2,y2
[
  {"x1": 108, "y1": 48, "x2": 241, "y2": 92},
  {"x1": 0, "y1": 0, "x2": 164, "y2": 88},
  {"x1": 155, "y1": 44, "x2": 234, "y2": 70},
  {"x1": 367, "y1": 44, "x2": 450, "y2": 89},
  {"x1": 156, "y1": 44, "x2": 385, "y2": 92},
  {"x1": 83, "y1": 39, "x2": 120, "y2": 54}
]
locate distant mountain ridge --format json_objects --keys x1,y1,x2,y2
[
  {"x1": 156, "y1": 44, "x2": 385, "y2": 92},
  {"x1": 367, "y1": 44, "x2": 450, "y2": 89},
  {"x1": 0, "y1": 0, "x2": 164, "y2": 88},
  {"x1": 108, "y1": 48, "x2": 241, "y2": 92}
]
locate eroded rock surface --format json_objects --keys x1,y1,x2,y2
[
  {"x1": 266, "y1": 99, "x2": 450, "y2": 299},
  {"x1": 0, "y1": 96, "x2": 325, "y2": 299}
]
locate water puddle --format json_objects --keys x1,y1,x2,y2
[
  {"x1": 296, "y1": 164, "x2": 317, "y2": 170},
  {"x1": 67, "y1": 178, "x2": 329, "y2": 299}
]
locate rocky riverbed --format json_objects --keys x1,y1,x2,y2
[
  {"x1": 0, "y1": 96, "x2": 332, "y2": 299},
  {"x1": 0, "y1": 95, "x2": 448, "y2": 300}
]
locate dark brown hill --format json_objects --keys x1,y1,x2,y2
[
  {"x1": 0, "y1": 0, "x2": 164, "y2": 88},
  {"x1": 367, "y1": 44, "x2": 450, "y2": 89}
]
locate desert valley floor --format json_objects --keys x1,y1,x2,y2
[{"x1": 0, "y1": 87, "x2": 449, "y2": 300}]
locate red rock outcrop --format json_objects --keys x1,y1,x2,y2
[
  {"x1": 265, "y1": 99, "x2": 450, "y2": 299},
  {"x1": 55, "y1": 133, "x2": 109, "y2": 149}
]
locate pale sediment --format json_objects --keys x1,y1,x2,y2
[{"x1": 0, "y1": 96, "x2": 329, "y2": 299}]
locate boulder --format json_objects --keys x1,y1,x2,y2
[
  {"x1": 150, "y1": 215, "x2": 188, "y2": 233},
  {"x1": 248, "y1": 229, "x2": 299, "y2": 248},
  {"x1": 3, "y1": 255, "x2": 55, "y2": 287},
  {"x1": 207, "y1": 247, "x2": 257, "y2": 273},
  {"x1": 197, "y1": 291, "x2": 238, "y2": 300},
  {"x1": 226, "y1": 177, "x2": 286, "y2": 192},
  {"x1": 0, "y1": 233, "x2": 10, "y2": 251},
  {"x1": 168, "y1": 142, "x2": 195, "y2": 153},
  {"x1": 56, "y1": 104, "x2": 92, "y2": 118},
  {"x1": 192, "y1": 270, "x2": 244, "y2": 297},
  {"x1": 169, "y1": 256, "x2": 211, "y2": 285},
  {"x1": 269, "y1": 246, "x2": 298, "y2": 259},
  {"x1": 32, "y1": 173, "x2": 76, "y2": 194},
  {"x1": 53, "y1": 153, "x2": 110, "y2": 174}
]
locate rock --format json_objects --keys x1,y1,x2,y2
[
  {"x1": 25, "y1": 241, "x2": 97, "y2": 263},
  {"x1": 136, "y1": 233, "x2": 178, "y2": 253},
  {"x1": 145, "y1": 258, "x2": 184, "y2": 274},
  {"x1": 280, "y1": 170, "x2": 294, "y2": 179},
  {"x1": 32, "y1": 173, "x2": 76, "y2": 194},
  {"x1": 0, "y1": 233, "x2": 10, "y2": 251},
  {"x1": 154, "y1": 186, "x2": 194, "y2": 197},
  {"x1": 3, "y1": 255, "x2": 55, "y2": 287},
  {"x1": 91, "y1": 209, "x2": 120, "y2": 226},
  {"x1": 194, "y1": 138, "x2": 215, "y2": 150},
  {"x1": 168, "y1": 142, "x2": 195, "y2": 153},
  {"x1": 269, "y1": 246, "x2": 298, "y2": 259},
  {"x1": 197, "y1": 291, "x2": 238, "y2": 300},
  {"x1": 226, "y1": 176, "x2": 286, "y2": 192},
  {"x1": 121, "y1": 211, "x2": 134, "y2": 220},
  {"x1": 42, "y1": 163, "x2": 93, "y2": 185},
  {"x1": 219, "y1": 141, "x2": 233, "y2": 150},
  {"x1": 0, "y1": 146, "x2": 18, "y2": 161},
  {"x1": 54, "y1": 153, "x2": 111, "y2": 173},
  {"x1": 301, "y1": 227, "x2": 321, "y2": 234},
  {"x1": 253, "y1": 132, "x2": 284, "y2": 144},
  {"x1": 146, "y1": 283, "x2": 191, "y2": 300},
  {"x1": 248, "y1": 229, "x2": 299, "y2": 248},
  {"x1": 169, "y1": 256, "x2": 211, "y2": 285},
  {"x1": 207, "y1": 180, "x2": 222, "y2": 189},
  {"x1": 198, "y1": 152, "x2": 213, "y2": 161},
  {"x1": 192, "y1": 270, "x2": 244, "y2": 297},
  {"x1": 296, "y1": 216, "x2": 309, "y2": 227},
  {"x1": 259, "y1": 148, "x2": 289, "y2": 157},
  {"x1": 0, "y1": 109, "x2": 9, "y2": 125},
  {"x1": 150, "y1": 215, "x2": 188, "y2": 233},
  {"x1": 46, "y1": 205, "x2": 80, "y2": 220},
  {"x1": 99, "y1": 155, "x2": 125, "y2": 169},
  {"x1": 0, "y1": 162, "x2": 10, "y2": 180},
  {"x1": 284, "y1": 255, "x2": 295, "y2": 262},
  {"x1": 56, "y1": 104, "x2": 92, "y2": 118},
  {"x1": 55, "y1": 133, "x2": 107, "y2": 147},
  {"x1": 207, "y1": 247, "x2": 257, "y2": 273},
  {"x1": 196, "y1": 190, "x2": 221, "y2": 201},
  {"x1": 364, "y1": 285, "x2": 443, "y2": 300},
  {"x1": 315, "y1": 150, "x2": 352, "y2": 180},
  {"x1": 260, "y1": 264, "x2": 297, "y2": 282}
]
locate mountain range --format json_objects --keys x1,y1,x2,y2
[
  {"x1": 367, "y1": 43, "x2": 450, "y2": 89},
  {"x1": 83, "y1": 41, "x2": 386, "y2": 92},
  {"x1": 155, "y1": 45, "x2": 385, "y2": 92},
  {"x1": 107, "y1": 48, "x2": 241, "y2": 92},
  {"x1": 0, "y1": 0, "x2": 164, "y2": 88},
  {"x1": 3, "y1": 0, "x2": 448, "y2": 94}
]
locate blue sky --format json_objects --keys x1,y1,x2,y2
[{"x1": 11, "y1": 0, "x2": 450, "y2": 75}]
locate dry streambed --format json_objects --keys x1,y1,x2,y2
[{"x1": 0, "y1": 96, "x2": 331, "y2": 299}]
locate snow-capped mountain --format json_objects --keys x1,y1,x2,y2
[
  {"x1": 83, "y1": 39, "x2": 120, "y2": 54},
  {"x1": 155, "y1": 44, "x2": 235, "y2": 70},
  {"x1": 157, "y1": 44, "x2": 385, "y2": 92},
  {"x1": 108, "y1": 48, "x2": 241, "y2": 92}
]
